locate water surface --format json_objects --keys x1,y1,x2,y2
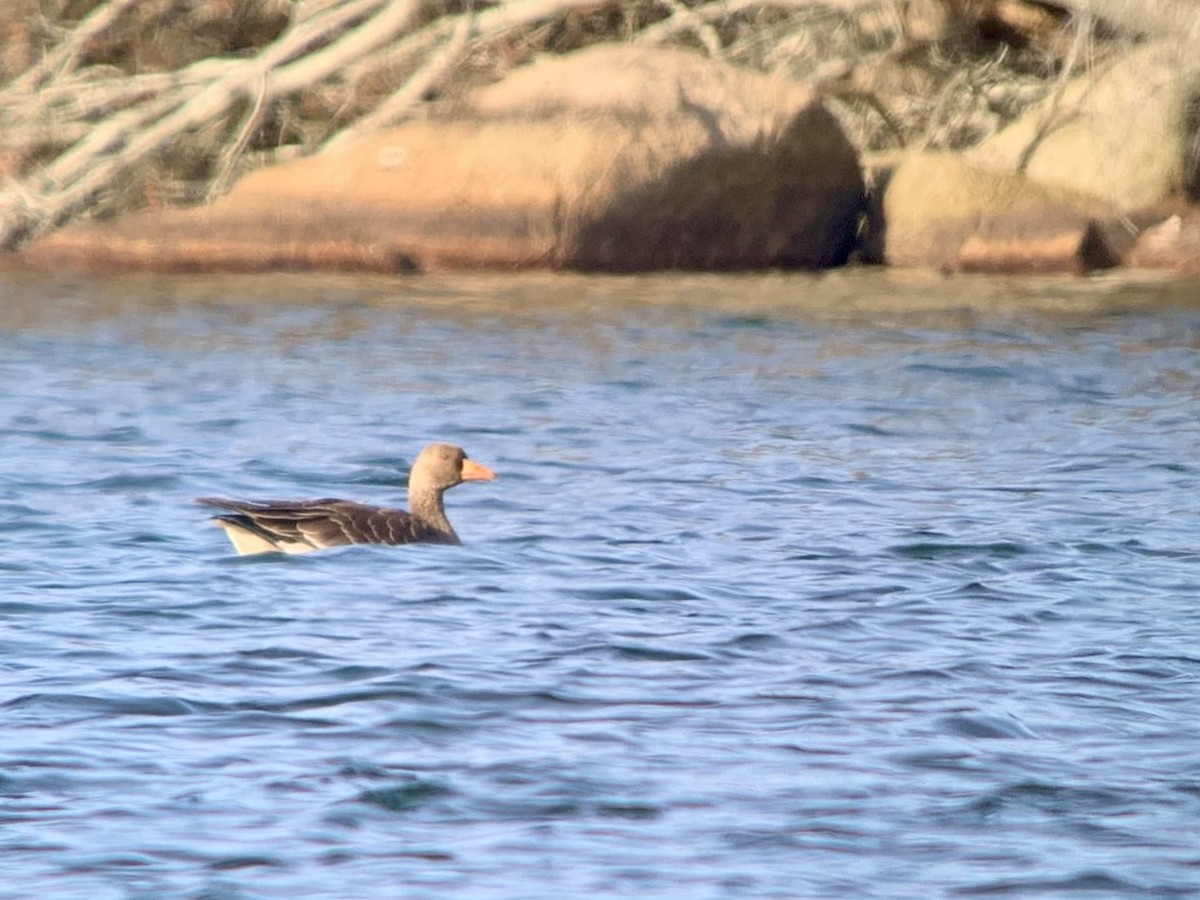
[{"x1": 2, "y1": 270, "x2": 1198, "y2": 898}]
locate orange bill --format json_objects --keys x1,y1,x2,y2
[{"x1": 461, "y1": 458, "x2": 496, "y2": 481}]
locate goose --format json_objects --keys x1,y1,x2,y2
[{"x1": 197, "y1": 442, "x2": 494, "y2": 555}]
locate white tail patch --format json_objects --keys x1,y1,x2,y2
[{"x1": 213, "y1": 520, "x2": 318, "y2": 556}]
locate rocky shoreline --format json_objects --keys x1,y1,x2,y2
[{"x1": 3, "y1": 0, "x2": 1199, "y2": 276}]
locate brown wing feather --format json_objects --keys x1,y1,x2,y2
[{"x1": 196, "y1": 497, "x2": 450, "y2": 548}]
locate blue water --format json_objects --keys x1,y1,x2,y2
[{"x1": 2, "y1": 270, "x2": 1199, "y2": 898}]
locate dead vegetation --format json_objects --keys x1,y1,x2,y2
[{"x1": 0, "y1": 0, "x2": 1153, "y2": 250}]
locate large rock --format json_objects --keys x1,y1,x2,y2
[
  {"x1": 879, "y1": 151, "x2": 1119, "y2": 271},
  {"x1": 876, "y1": 42, "x2": 1200, "y2": 273},
  {"x1": 1127, "y1": 208, "x2": 1200, "y2": 273},
  {"x1": 968, "y1": 42, "x2": 1200, "y2": 210},
  {"x1": 24, "y1": 45, "x2": 864, "y2": 273}
]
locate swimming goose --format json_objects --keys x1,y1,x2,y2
[{"x1": 197, "y1": 442, "x2": 494, "y2": 555}]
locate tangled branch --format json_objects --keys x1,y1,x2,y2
[
  {"x1": 0, "y1": 0, "x2": 619, "y2": 249},
  {"x1": 0, "y1": 0, "x2": 1148, "y2": 251}
]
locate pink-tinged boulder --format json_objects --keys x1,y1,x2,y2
[
  {"x1": 879, "y1": 151, "x2": 1118, "y2": 271},
  {"x1": 23, "y1": 45, "x2": 864, "y2": 273},
  {"x1": 956, "y1": 208, "x2": 1142, "y2": 274},
  {"x1": 877, "y1": 41, "x2": 1200, "y2": 274},
  {"x1": 1127, "y1": 209, "x2": 1200, "y2": 273},
  {"x1": 968, "y1": 42, "x2": 1200, "y2": 212}
]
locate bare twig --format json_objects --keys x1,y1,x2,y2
[
  {"x1": 657, "y1": 0, "x2": 725, "y2": 57},
  {"x1": 0, "y1": 0, "x2": 142, "y2": 97},
  {"x1": 331, "y1": 0, "x2": 618, "y2": 109},
  {"x1": 0, "y1": 0, "x2": 900, "y2": 251},
  {"x1": 324, "y1": 11, "x2": 476, "y2": 151},
  {"x1": 268, "y1": 0, "x2": 421, "y2": 95},
  {"x1": 0, "y1": 0, "x2": 420, "y2": 248},
  {"x1": 1016, "y1": 10, "x2": 1090, "y2": 173},
  {"x1": 0, "y1": 60, "x2": 233, "y2": 123},
  {"x1": 207, "y1": 74, "x2": 270, "y2": 203},
  {"x1": 636, "y1": 0, "x2": 865, "y2": 46}
]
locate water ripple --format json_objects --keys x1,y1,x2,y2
[{"x1": 1, "y1": 272, "x2": 1198, "y2": 898}]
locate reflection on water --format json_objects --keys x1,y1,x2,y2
[{"x1": 1, "y1": 268, "x2": 1199, "y2": 899}]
